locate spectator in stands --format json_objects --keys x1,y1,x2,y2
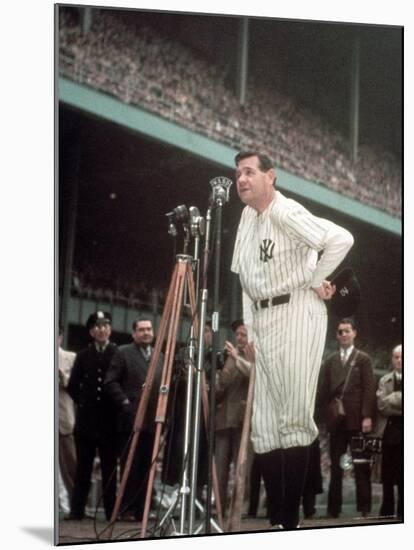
[{"x1": 58, "y1": 7, "x2": 401, "y2": 218}]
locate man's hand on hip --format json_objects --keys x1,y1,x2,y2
[{"x1": 313, "y1": 280, "x2": 336, "y2": 300}]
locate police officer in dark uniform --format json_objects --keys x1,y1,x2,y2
[{"x1": 67, "y1": 311, "x2": 118, "y2": 520}]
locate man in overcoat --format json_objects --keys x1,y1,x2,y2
[
  {"x1": 318, "y1": 317, "x2": 376, "y2": 518},
  {"x1": 104, "y1": 317, "x2": 163, "y2": 522}
]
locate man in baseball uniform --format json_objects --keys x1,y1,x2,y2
[{"x1": 231, "y1": 150, "x2": 354, "y2": 529}]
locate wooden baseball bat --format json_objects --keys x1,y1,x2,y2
[{"x1": 227, "y1": 363, "x2": 256, "y2": 531}]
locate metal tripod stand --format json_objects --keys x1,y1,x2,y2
[
  {"x1": 106, "y1": 252, "x2": 223, "y2": 539},
  {"x1": 139, "y1": 251, "x2": 223, "y2": 537}
]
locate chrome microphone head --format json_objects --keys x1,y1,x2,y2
[
  {"x1": 209, "y1": 176, "x2": 233, "y2": 205},
  {"x1": 189, "y1": 206, "x2": 205, "y2": 237}
]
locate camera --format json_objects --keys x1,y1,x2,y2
[
  {"x1": 350, "y1": 433, "x2": 382, "y2": 464},
  {"x1": 340, "y1": 434, "x2": 382, "y2": 470},
  {"x1": 216, "y1": 349, "x2": 229, "y2": 370}
]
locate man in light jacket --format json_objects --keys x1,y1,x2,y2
[{"x1": 376, "y1": 344, "x2": 402, "y2": 519}]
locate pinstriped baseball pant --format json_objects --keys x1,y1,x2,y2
[{"x1": 250, "y1": 289, "x2": 327, "y2": 453}]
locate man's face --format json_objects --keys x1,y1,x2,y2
[
  {"x1": 235, "y1": 325, "x2": 248, "y2": 351},
  {"x1": 90, "y1": 322, "x2": 111, "y2": 344},
  {"x1": 336, "y1": 323, "x2": 356, "y2": 348},
  {"x1": 132, "y1": 320, "x2": 154, "y2": 346},
  {"x1": 235, "y1": 156, "x2": 275, "y2": 211},
  {"x1": 392, "y1": 348, "x2": 402, "y2": 372}
]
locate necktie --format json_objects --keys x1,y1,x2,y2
[{"x1": 143, "y1": 346, "x2": 151, "y2": 362}]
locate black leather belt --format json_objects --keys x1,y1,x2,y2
[{"x1": 253, "y1": 293, "x2": 290, "y2": 311}]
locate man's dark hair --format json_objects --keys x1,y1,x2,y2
[
  {"x1": 234, "y1": 150, "x2": 274, "y2": 172},
  {"x1": 338, "y1": 317, "x2": 356, "y2": 330},
  {"x1": 132, "y1": 317, "x2": 153, "y2": 331}
]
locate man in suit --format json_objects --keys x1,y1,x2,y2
[
  {"x1": 104, "y1": 317, "x2": 162, "y2": 522},
  {"x1": 318, "y1": 317, "x2": 376, "y2": 519},
  {"x1": 376, "y1": 344, "x2": 402, "y2": 519},
  {"x1": 214, "y1": 320, "x2": 254, "y2": 517},
  {"x1": 67, "y1": 311, "x2": 118, "y2": 521},
  {"x1": 58, "y1": 325, "x2": 77, "y2": 507}
]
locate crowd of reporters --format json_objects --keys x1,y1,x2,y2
[{"x1": 59, "y1": 310, "x2": 402, "y2": 525}]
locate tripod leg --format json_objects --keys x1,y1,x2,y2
[
  {"x1": 106, "y1": 261, "x2": 180, "y2": 537},
  {"x1": 140, "y1": 258, "x2": 191, "y2": 537}
]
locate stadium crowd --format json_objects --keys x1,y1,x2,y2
[
  {"x1": 71, "y1": 267, "x2": 166, "y2": 312},
  {"x1": 58, "y1": 8, "x2": 401, "y2": 218}
]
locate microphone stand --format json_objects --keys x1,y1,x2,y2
[
  {"x1": 187, "y1": 205, "x2": 212, "y2": 533},
  {"x1": 204, "y1": 177, "x2": 232, "y2": 533},
  {"x1": 177, "y1": 210, "x2": 203, "y2": 534}
]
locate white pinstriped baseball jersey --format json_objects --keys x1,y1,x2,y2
[
  {"x1": 231, "y1": 191, "x2": 354, "y2": 331},
  {"x1": 231, "y1": 190, "x2": 354, "y2": 452}
]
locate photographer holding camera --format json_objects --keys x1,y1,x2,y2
[
  {"x1": 318, "y1": 318, "x2": 376, "y2": 519},
  {"x1": 375, "y1": 344, "x2": 402, "y2": 519},
  {"x1": 214, "y1": 319, "x2": 254, "y2": 517}
]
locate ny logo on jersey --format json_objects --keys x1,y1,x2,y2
[{"x1": 260, "y1": 239, "x2": 275, "y2": 262}]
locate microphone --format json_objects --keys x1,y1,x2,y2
[
  {"x1": 165, "y1": 204, "x2": 189, "y2": 236},
  {"x1": 209, "y1": 177, "x2": 233, "y2": 206},
  {"x1": 166, "y1": 204, "x2": 189, "y2": 223},
  {"x1": 189, "y1": 206, "x2": 205, "y2": 237}
]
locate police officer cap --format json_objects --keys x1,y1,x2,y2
[
  {"x1": 330, "y1": 268, "x2": 360, "y2": 317},
  {"x1": 231, "y1": 319, "x2": 245, "y2": 332},
  {"x1": 86, "y1": 310, "x2": 112, "y2": 330}
]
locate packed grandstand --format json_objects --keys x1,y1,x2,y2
[{"x1": 58, "y1": 8, "x2": 401, "y2": 218}]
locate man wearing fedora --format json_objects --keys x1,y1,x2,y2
[
  {"x1": 318, "y1": 317, "x2": 376, "y2": 519},
  {"x1": 67, "y1": 311, "x2": 118, "y2": 521}
]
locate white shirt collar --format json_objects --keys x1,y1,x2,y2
[
  {"x1": 95, "y1": 341, "x2": 108, "y2": 352},
  {"x1": 340, "y1": 345, "x2": 354, "y2": 363}
]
